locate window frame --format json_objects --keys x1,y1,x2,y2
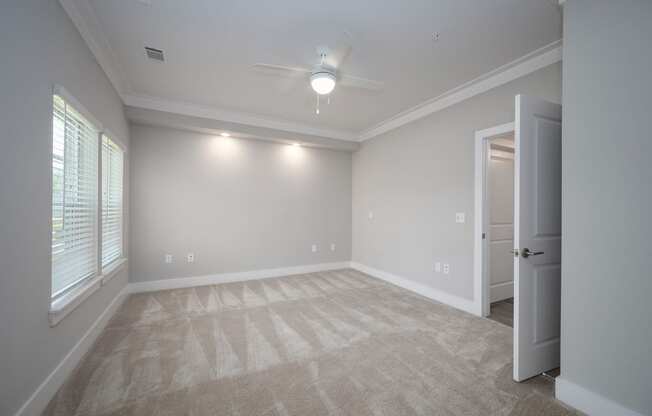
[
  {"x1": 49, "y1": 85, "x2": 127, "y2": 326},
  {"x1": 99, "y1": 131, "x2": 127, "y2": 283}
]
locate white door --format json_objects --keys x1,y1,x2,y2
[{"x1": 513, "y1": 95, "x2": 562, "y2": 382}]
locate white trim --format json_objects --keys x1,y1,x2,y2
[
  {"x1": 58, "y1": 0, "x2": 129, "y2": 95},
  {"x1": 489, "y1": 281, "x2": 514, "y2": 303},
  {"x1": 57, "y1": 0, "x2": 356, "y2": 142},
  {"x1": 59, "y1": 0, "x2": 561, "y2": 143},
  {"x1": 473, "y1": 122, "x2": 515, "y2": 318},
  {"x1": 556, "y1": 377, "x2": 645, "y2": 416},
  {"x1": 49, "y1": 275, "x2": 103, "y2": 327},
  {"x1": 101, "y1": 128, "x2": 127, "y2": 153},
  {"x1": 349, "y1": 262, "x2": 478, "y2": 316},
  {"x1": 53, "y1": 85, "x2": 103, "y2": 131},
  {"x1": 49, "y1": 259, "x2": 127, "y2": 326},
  {"x1": 16, "y1": 286, "x2": 129, "y2": 416},
  {"x1": 128, "y1": 262, "x2": 351, "y2": 293},
  {"x1": 358, "y1": 40, "x2": 562, "y2": 141},
  {"x1": 59, "y1": 0, "x2": 562, "y2": 143},
  {"x1": 121, "y1": 94, "x2": 357, "y2": 142}
]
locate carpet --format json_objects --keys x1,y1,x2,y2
[{"x1": 43, "y1": 269, "x2": 577, "y2": 415}]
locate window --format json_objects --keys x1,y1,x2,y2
[
  {"x1": 101, "y1": 135, "x2": 124, "y2": 268},
  {"x1": 50, "y1": 89, "x2": 126, "y2": 317},
  {"x1": 51, "y1": 94, "x2": 99, "y2": 298}
]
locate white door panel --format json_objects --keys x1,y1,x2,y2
[{"x1": 514, "y1": 95, "x2": 562, "y2": 381}]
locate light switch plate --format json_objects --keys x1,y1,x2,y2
[
  {"x1": 165, "y1": 254, "x2": 172, "y2": 264},
  {"x1": 368, "y1": 211, "x2": 374, "y2": 220},
  {"x1": 330, "y1": 243, "x2": 336, "y2": 251},
  {"x1": 455, "y1": 212, "x2": 465, "y2": 223},
  {"x1": 187, "y1": 253, "x2": 195, "y2": 263},
  {"x1": 311, "y1": 244, "x2": 318, "y2": 253},
  {"x1": 435, "y1": 262, "x2": 441, "y2": 272}
]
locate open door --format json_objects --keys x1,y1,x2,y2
[{"x1": 513, "y1": 95, "x2": 562, "y2": 381}]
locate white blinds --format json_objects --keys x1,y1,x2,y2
[
  {"x1": 51, "y1": 95, "x2": 99, "y2": 297},
  {"x1": 101, "y1": 135, "x2": 124, "y2": 268}
]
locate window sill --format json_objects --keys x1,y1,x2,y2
[{"x1": 49, "y1": 258, "x2": 127, "y2": 327}]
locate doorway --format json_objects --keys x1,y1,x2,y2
[
  {"x1": 473, "y1": 95, "x2": 562, "y2": 383},
  {"x1": 473, "y1": 122, "x2": 515, "y2": 319},
  {"x1": 486, "y1": 133, "x2": 515, "y2": 327}
]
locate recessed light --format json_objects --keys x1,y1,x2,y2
[{"x1": 220, "y1": 132, "x2": 230, "y2": 137}]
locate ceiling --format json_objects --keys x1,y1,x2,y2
[{"x1": 65, "y1": 0, "x2": 562, "y2": 141}]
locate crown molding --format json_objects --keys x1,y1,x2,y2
[
  {"x1": 60, "y1": 0, "x2": 561, "y2": 144},
  {"x1": 59, "y1": 0, "x2": 130, "y2": 95},
  {"x1": 122, "y1": 94, "x2": 357, "y2": 141},
  {"x1": 357, "y1": 39, "x2": 563, "y2": 142},
  {"x1": 59, "y1": 0, "x2": 357, "y2": 142}
]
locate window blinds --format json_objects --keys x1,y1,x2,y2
[
  {"x1": 51, "y1": 95, "x2": 99, "y2": 297},
  {"x1": 101, "y1": 135, "x2": 124, "y2": 268}
]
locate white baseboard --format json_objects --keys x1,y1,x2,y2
[
  {"x1": 350, "y1": 262, "x2": 478, "y2": 315},
  {"x1": 556, "y1": 377, "x2": 645, "y2": 416},
  {"x1": 490, "y1": 281, "x2": 514, "y2": 303},
  {"x1": 128, "y1": 261, "x2": 351, "y2": 293},
  {"x1": 14, "y1": 286, "x2": 129, "y2": 416}
]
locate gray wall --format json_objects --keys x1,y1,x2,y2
[
  {"x1": 129, "y1": 124, "x2": 352, "y2": 282},
  {"x1": 0, "y1": 1, "x2": 130, "y2": 414},
  {"x1": 352, "y1": 63, "x2": 561, "y2": 301},
  {"x1": 561, "y1": 1, "x2": 652, "y2": 414}
]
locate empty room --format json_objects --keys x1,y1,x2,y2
[{"x1": 1, "y1": 1, "x2": 651, "y2": 416}]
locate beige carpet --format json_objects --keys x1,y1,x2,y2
[{"x1": 44, "y1": 269, "x2": 577, "y2": 415}]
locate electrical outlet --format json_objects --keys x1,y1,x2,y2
[
  {"x1": 187, "y1": 253, "x2": 195, "y2": 263},
  {"x1": 455, "y1": 212, "x2": 465, "y2": 223},
  {"x1": 443, "y1": 263, "x2": 450, "y2": 274},
  {"x1": 435, "y1": 262, "x2": 441, "y2": 273},
  {"x1": 311, "y1": 244, "x2": 318, "y2": 253},
  {"x1": 330, "y1": 243, "x2": 336, "y2": 252},
  {"x1": 165, "y1": 254, "x2": 172, "y2": 264}
]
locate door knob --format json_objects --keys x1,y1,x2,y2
[{"x1": 521, "y1": 248, "x2": 544, "y2": 258}]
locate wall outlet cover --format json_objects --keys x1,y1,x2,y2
[
  {"x1": 330, "y1": 243, "x2": 336, "y2": 251},
  {"x1": 311, "y1": 244, "x2": 318, "y2": 253},
  {"x1": 443, "y1": 263, "x2": 450, "y2": 274},
  {"x1": 455, "y1": 212, "x2": 465, "y2": 223}
]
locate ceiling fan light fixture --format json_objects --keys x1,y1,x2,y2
[{"x1": 310, "y1": 71, "x2": 336, "y2": 95}]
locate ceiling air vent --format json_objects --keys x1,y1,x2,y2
[{"x1": 145, "y1": 46, "x2": 164, "y2": 62}]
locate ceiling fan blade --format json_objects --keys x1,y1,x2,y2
[
  {"x1": 339, "y1": 74, "x2": 384, "y2": 92},
  {"x1": 324, "y1": 44, "x2": 352, "y2": 69},
  {"x1": 322, "y1": 31, "x2": 353, "y2": 68},
  {"x1": 252, "y1": 63, "x2": 310, "y2": 78}
]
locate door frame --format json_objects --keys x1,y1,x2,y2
[{"x1": 473, "y1": 122, "x2": 515, "y2": 317}]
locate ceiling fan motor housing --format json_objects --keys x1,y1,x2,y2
[{"x1": 310, "y1": 65, "x2": 337, "y2": 95}]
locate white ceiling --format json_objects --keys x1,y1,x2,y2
[{"x1": 66, "y1": 0, "x2": 562, "y2": 140}]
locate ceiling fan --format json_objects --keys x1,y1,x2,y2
[{"x1": 253, "y1": 39, "x2": 384, "y2": 114}]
